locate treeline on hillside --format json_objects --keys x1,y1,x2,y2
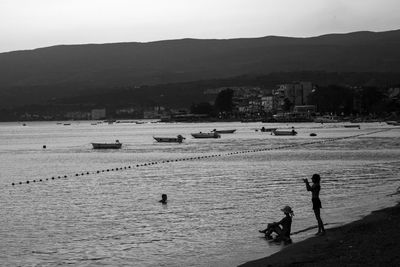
[
  {"x1": 53, "y1": 71, "x2": 400, "y2": 108},
  {"x1": 189, "y1": 86, "x2": 399, "y2": 119},
  {"x1": 1, "y1": 71, "x2": 400, "y2": 121},
  {"x1": 309, "y1": 85, "x2": 398, "y2": 116}
]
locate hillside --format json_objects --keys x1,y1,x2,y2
[{"x1": 1, "y1": 29, "x2": 400, "y2": 107}]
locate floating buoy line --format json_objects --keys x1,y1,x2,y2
[{"x1": 10, "y1": 129, "x2": 391, "y2": 187}]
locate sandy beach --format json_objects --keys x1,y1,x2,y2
[{"x1": 240, "y1": 201, "x2": 400, "y2": 267}]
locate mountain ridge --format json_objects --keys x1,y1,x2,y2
[{"x1": 1, "y1": 29, "x2": 400, "y2": 107}]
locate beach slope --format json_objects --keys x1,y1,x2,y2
[{"x1": 240, "y1": 203, "x2": 400, "y2": 267}]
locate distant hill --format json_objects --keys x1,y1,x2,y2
[{"x1": 1, "y1": 29, "x2": 400, "y2": 107}]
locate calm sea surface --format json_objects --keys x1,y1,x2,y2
[{"x1": 0, "y1": 121, "x2": 399, "y2": 266}]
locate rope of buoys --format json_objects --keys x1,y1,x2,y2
[{"x1": 10, "y1": 129, "x2": 391, "y2": 187}]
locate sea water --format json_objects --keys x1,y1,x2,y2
[{"x1": 0, "y1": 121, "x2": 399, "y2": 266}]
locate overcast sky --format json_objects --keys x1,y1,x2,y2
[{"x1": 1, "y1": 0, "x2": 399, "y2": 53}]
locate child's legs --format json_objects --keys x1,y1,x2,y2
[
  {"x1": 265, "y1": 224, "x2": 282, "y2": 236},
  {"x1": 260, "y1": 223, "x2": 273, "y2": 233},
  {"x1": 313, "y1": 208, "x2": 325, "y2": 231}
]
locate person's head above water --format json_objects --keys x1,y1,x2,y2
[
  {"x1": 281, "y1": 205, "x2": 294, "y2": 216},
  {"x1": 160, "y1": 194, "x2": 167, "y2": 203},
  {"x1": 311, "y1": 174, "x2": 321, "y2": 183}
]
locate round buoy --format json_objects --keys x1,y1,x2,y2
[
  {"x1": 12, "y1": 183, "x2": 15, "y2": 186},
  {"x1": 43, "y1": 145, "x2": 46, "y2": 149},
  {"x1": 26, "y1": 181, "x2": 29, "y2": 184}
]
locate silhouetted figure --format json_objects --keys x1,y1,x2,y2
[
  {"x1": 159, "y1": 194, "x2": 167, "y2": 204},
  {"x1": 303, "y1": 174, "x2": 326, "y2": 235},
  {"x1": 259, "y1": 206, "x2": 294, "y2": 241}
]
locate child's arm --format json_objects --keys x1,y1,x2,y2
[{"x1": 303, "y1": 179, "x2": 312, "y2": 191}]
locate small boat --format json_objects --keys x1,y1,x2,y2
[
  {"x1": 259, "y1": 127, "x2": 277, "y2": 132},
  {"x1": 386, "y1": 121, "x2": 400, "y2": 126},
  {"x1": 92, "y1": 140, "x2": 122, "y2": 149},
  {"x1": 191, "y1": 132, "x2": 221, "y2": 139},
  {"x1": 154, "y1": 135, "x2": 185, "y2": 143},
  {"x1": 212, "y1": 129, "x2": 236, "y2": 134},
  {"x1": 343, "y1": 124, "x2": 360, "y2": 128},
  {"x1": 104, "y1": 120, "x2": 116, "y2": 125},
  {"x1": 272, "y1": 129, "x2": 297, "y2": 136}
]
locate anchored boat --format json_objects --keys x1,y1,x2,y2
[
  {"x1": 272, "y1": 129, "x2": 297, "y2": 136},
  {"x1": 153, "y1": 135, "x2": 185, "y2": 143},
  {"x1": 212, "y1": 129, "x2": 236, "y2": 134},
  {"x1": 259, "y1": 127, "x2": 277, "y2": 132},
  {"x1": 191, "y1": 132, "x2": 221, "y2": 138},
  {"x1": 91, "y1": 140, "x2": 122, "y2": 149},
  {"x1": 343, "y1": 124, "x2": 360, "y2": 128}
]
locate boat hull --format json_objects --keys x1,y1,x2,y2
[
  {"x1": 260, "y1": 127, "x2": 277, "y2": 132},
  {"x1": 154, "y1": 136, "x2": 184, "y2": 143},
  {"x1": 272, "y1": 130, "x2": 297, "y2": 136},
  {"x1": 344, "y1": 125, "x2": 360, "y2": 128},
  {"x1": 212, "y1": 129, "x2": 236, "y2": 134},
  {"x1": 92, "y1": 143, "x2": 122, "y2": 149},
  {"x1": 191, "y1": 132, "x2": 221, "y2": 138}
]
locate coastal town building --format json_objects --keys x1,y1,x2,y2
[
  {"x1": 261, "y1": 95, "x2": 273, "y2": 112},
  {"x1": 273, "y1": 82, "x2": 314, "y2": 111},
  {"x1": 91, "y1": 109, "x2": 106, "y2": 120},
  {"x1": 293, "y1": 105, "x2": 316, "y2": 115},
  {"x1": 65, "y1": 111, "x2": 91, "y2": 120}
]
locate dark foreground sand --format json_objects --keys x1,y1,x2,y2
[{"x1": 240, "y1": 202, "x2": 400, "y2": 267}]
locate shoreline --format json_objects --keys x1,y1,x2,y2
[{"x1": 239, "y1": 202, "x2": 400, "y2": 267}]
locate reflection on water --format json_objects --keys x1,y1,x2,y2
[{"x1": 0, "y1": 121, "x2": 399, "y2": 266}]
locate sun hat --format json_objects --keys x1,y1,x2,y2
[{"x1": 281, "y1": 205, "x2": 293, "y2": 214}]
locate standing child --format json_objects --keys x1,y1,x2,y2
[
  {"x1": 259, "y1": 205, "x2": 294, "y2": 241},
  {"x1": 303, "y1": 174, "x2": 326, "y2": 235}
]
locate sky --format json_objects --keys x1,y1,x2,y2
[{"x1": 1, "y1": 0, "x2": 399, "y2": 53}]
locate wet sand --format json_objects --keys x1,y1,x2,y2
[{"x1": 240, "y1": 202, "x2": 400, "y2": 267}]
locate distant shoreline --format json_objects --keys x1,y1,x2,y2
[
  {"x1": 239, "y1": 201, "x2": 400, "y2": 267},
  {"x1": 0, "y1": 118, "x2": 395, "y2": 124}
]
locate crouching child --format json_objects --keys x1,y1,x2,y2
[{"x1": 259, "y1": 205, "x2": 294, "y2": 242}]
